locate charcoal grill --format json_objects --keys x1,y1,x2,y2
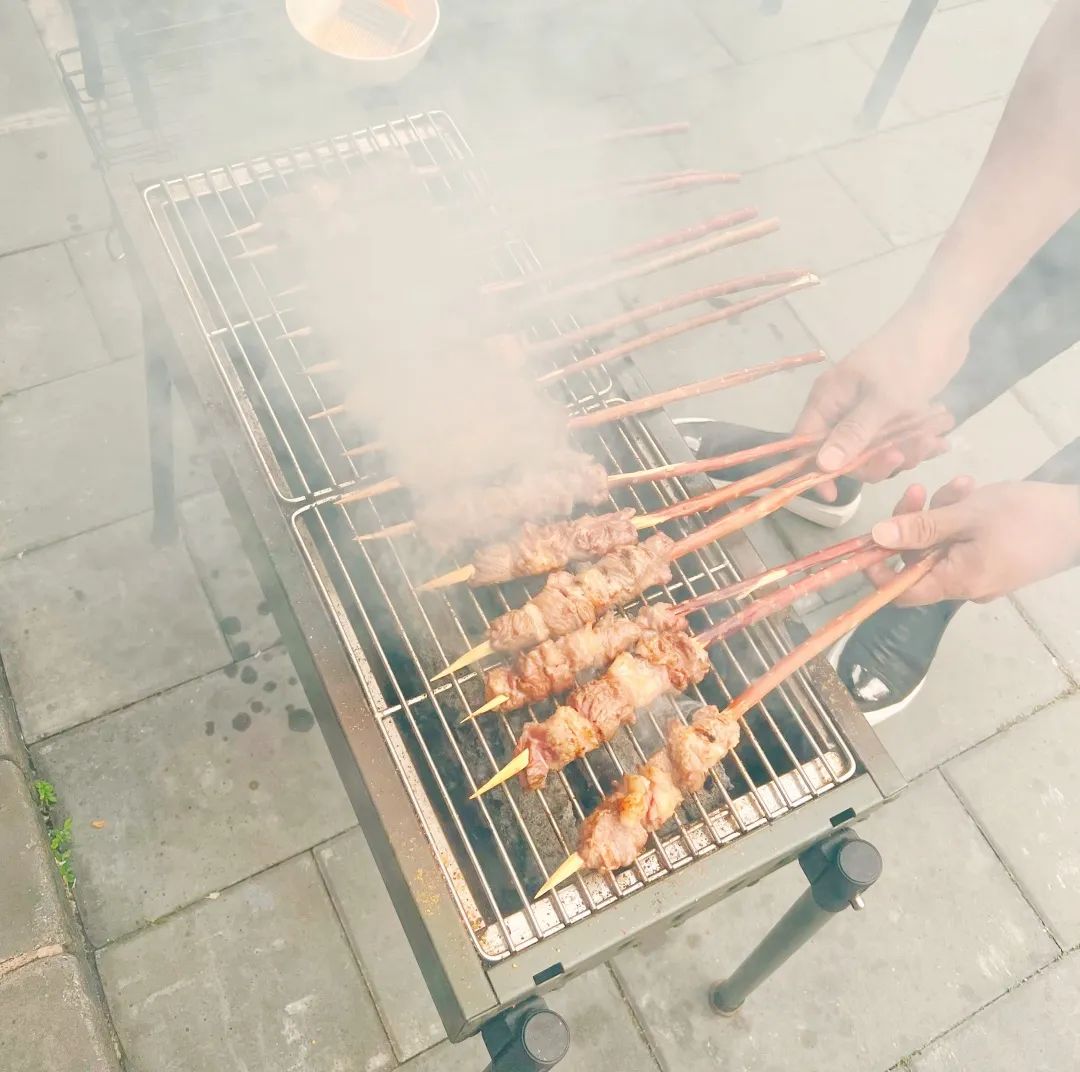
[{"x1": 63, "y1": 12, "x2": 906, "y2": 1067}]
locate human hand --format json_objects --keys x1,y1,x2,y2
[
  {"x1": 795, "y1": 311, "x2": 967, "y2": 498},
  {"x1": 867, "y1": 479, "x2": 1080, "y2": 606}
]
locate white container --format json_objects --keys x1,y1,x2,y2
[{"x1": 285, "y1": 0, "x2": 440, "y2": 84}]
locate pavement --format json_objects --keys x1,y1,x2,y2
[{"x1": 1, "y1": 0, "x2": 1078, "y2": 1069}]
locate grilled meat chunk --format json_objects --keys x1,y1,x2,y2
[
  {"x1": 489, "y1": 533, "x2": 675, "y2": 653},
  {"x1": 578, "y1": 705, "x2": 741, "y2": 872},
  {"x1": 470, "y1": 509, "x2": 639, "y2": 586}
]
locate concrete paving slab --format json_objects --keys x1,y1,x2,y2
[
  {"x1": 179, "y1": 491, "x2": 281, "y2": 661},
  {"x1": 0, "y1": 0, "x2": 70, "y2": 115},
  {"x1": 0, "y1": 512, "x2": 229, "y2": 742},
  {"x1": 1013, "y1": 569, "x2": 1080, "y2": 684},
  {"x1": 691, "y1": 0, "x2": 909, "y2": 62},
  {"x1": 625, "y1": 40, "x2": 915, "y2": 175},
  {"x1": 850, "y1": 0, "x2": 1047, "y2": 119},
  {"x1": 0, "y1": 121, "x2": 110, "y2": 254},
  {"x1": 315, "y1": 826, "x2": 445, "y2": 1062},
  {"x1": 1011, "y1": 342, "x2": 1080, "y2": 449},
  {"x1": 0, "y1": 953, "x2": 121, "y2": 1072},
  {"x1": 0, "y1": 357, "x2": 210, "y2": 558},
  {"x1": 0, "y1": 243, "x2": 111, "y2": 396},
  {"x1": 822, "y1": 100, "x2": 1003, "y2": 246},
  {"x1": 96, "y1": 854, "x2": 393, "y2": 1072},
  {"x1": 0, "y1": 759, "x2": 73, "y2": 962},
  {"x1": 786, "y1": 237, "x2": 940, "y2": 357},
  {"x1": 614, "y1": 773, "x2": 1057, "y2": 1072},
  {"x1": 910, "y1": 954, "x2": 1080, "y2": 1071},
  {"x1": 947, "y1": 693, "x2": 1080, "y2": 949},
  {"x1": 803, "y1": 592, "x2": 1069, "y2": 779},
  {"x1": 66, "y1": 232, "x2": 143, "y2": 361},
  {"x1": 32, "y1": 647, "x2": 355, "y2": 946},
  {"x1": 395, "y1": 966, "x2": 659, "y2": 1072}
]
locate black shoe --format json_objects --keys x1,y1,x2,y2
[
  {"x1": 672, "y1": 418, "x2": 863, "y2": 529},
  {"x1": 829, "y1": 600, "x2": 964, "y2": 724}
]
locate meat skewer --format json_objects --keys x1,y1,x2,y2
[
  {"x1": 468, "y1": 544, "x2": 891, "y2": 799},
  {"x1": 415, "y1": 450, "x2": 816, "y2": 588},
  {"x1": 474, "y1": 602, "x2": 689, "y2": 718},
  {"x1": 533, "y1": 551, "x2": 943, "y2": 896},
  {"x1": 304, "y1": 268, "x2": 810, "y2": 373},
  {"x1": 516, "y1": 217, "x2": 779, "y2": 314},
  {"x1": 536, "y1": 278, "x2": 818, "y2": 387},
  {"x1": 431, "y1": 414, "x2": 947, "y2": 679},
  {"x1": 468, "y1": 532, "x2": 876, "y2": 720},
  {"x1": 314, "y1": 297, "x2": 819, "y2": 425},
  {"x1": 482, "y1": 212, "x2": 762, "y2": 298},
  {"x1": 338, "y1": 350, "x2": 826, "y2": 513}
]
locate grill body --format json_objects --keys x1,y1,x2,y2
[{"x1": 73, "y1": 24, "x2": 906, "y2": 1035}]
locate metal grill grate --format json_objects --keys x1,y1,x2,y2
[{"x1": 142, "y1": 111, "x2": 857, "y2": 961}]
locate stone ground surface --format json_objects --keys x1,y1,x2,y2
[{"x1": 1, "y1": 0, "x2": 1078, "y2": 1069}]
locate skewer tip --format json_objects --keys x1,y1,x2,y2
[
  {"x1": 534, "y1": 853, "x2": 585, "y2": 899},
  {"x1": 336, "y1": 476, "x2": 404, "y2": 506},
  {"x1": 470, "y1": 749, "x2": 530, "y2": 799},
  {"x1": 417, "y1": 564, "x2": 477, "y2": 592},
  {"x1": 432, "y1": 640, "x2": 495, "y2": 682},
  {"x1": 460, "y1": 694, "x2": 509, "y2": 723}
]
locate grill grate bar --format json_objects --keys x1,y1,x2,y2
[{"x1": 143, "y1": 111, "x2": 856, "y2": 961}]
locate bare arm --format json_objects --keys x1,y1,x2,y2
[
  {"x1": 907, "y1": 0, "x2": 1080, "y2": 334},
  {"x1": 798, "y1": 0, "x2": 1080, "y2": 481}
]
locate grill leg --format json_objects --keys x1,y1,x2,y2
[
  {"x1": 143, "y1": 306, "x2": 178, "y2": 545},
  {"x1": 479, "y1": 996, "x2": 570, "y2": 1071},
  {"x1": 859, "y1": 0, "x2": 940, "y2": 129},
  {"x1": 708, "y1": 829, "x2": 882, "y2": 1015}
]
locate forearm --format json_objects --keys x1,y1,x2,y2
[{"x1": 905, "y1": 0, "x2": 1080, "y2": 334}]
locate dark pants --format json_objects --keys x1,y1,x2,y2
[{"x1": 937, "y1": 211, "x2": 1080, "y2": 480}]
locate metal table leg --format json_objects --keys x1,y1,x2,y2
[
  {"x1": 708, "y1": 829, "x2": 882, "y2": 1015},
  {"x1": 69, "y1": 0, "x2": 105, "y2": 99},
  {"x1": 142, "y1": 304, "x2": 179, "y2": 545},
  {"x1": 480, "y1": 997, "x2": 570, "y2": 1071},
  {"x1": 860, "y1": 0, "x2": 940, "y2": 129}
]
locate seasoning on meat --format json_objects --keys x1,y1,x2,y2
[
  {"x1": 517, "y1": 630, "x2": 711, "y2": 789},
  {"x1": 578, "y1": 705, "x2": 741, "y2": 872},
  {"x1": 484, "y1": 602, "x2": 685, "y2": 711},
  {"x1": 414, "y1": 450, "x2": 610, "y2": 549},
  {"x1": 488, "y1": 533, "x2": 675, "y2": 653}
]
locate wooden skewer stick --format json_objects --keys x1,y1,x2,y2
[
  {"x1": 526, "y1": 268, "x2": 808, "y2": 355},
  {"x1": 483, "y1": 210, "x2": 760, "y2": 298},
  {"x1": 675, "y1": 534, "x2": 876, "y2": 615},
  {"x1": 417, "y1": 565, "x2": 477, "y2": 592},
  {"x1": 517, "y1": 217, "x2": 781, "y2": 314},
  {"x1": 565, "y1": 345, "x2": 823, "y2": 426},
  {"x1": 461, "y1": 693, "x2": 511, "y2": 723},
  {"x1": 540, "y1": 278, "x2": 819, "y2": 387},
  {"x1": 533, "y1": 551, "x2": 943, "y2": 896},
  {"x1": 232, "y1": 245, "x2": 278, "y2": 261},
  {"x1": 534, "y1": 852, "x2": 587, "y2": 898},
  {"x1": 470, "y1": 751, "x2": 531, "y2": 799},
  {"x1": 337, "y1": 477, "x2": 404, "y2": 506},
  {"x1": 434, "y1": 641, "x2": 495, "y2": 683},
  {"x1": 224, "y1": 221, "x2": 263, "y2": 238},
  {"x1": 279, "y1": 326, "x2": 313, "y2": 341},
  {"x1": 302, "y1": 361, "x2": 342, "y2": 375},
  {"x1": 354, "y1": 521, "x2": 415, "y2": 543}
]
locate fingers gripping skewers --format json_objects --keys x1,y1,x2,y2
[
  {"x1": 534, "y1": 552, "x2": 944, "y2": 896},
  {"x1": 470, "y1": 533, "x2": 877, "y2": 719},
  {"x1": 469, "y1": 542, "x2": 891, "y2": 798}
]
